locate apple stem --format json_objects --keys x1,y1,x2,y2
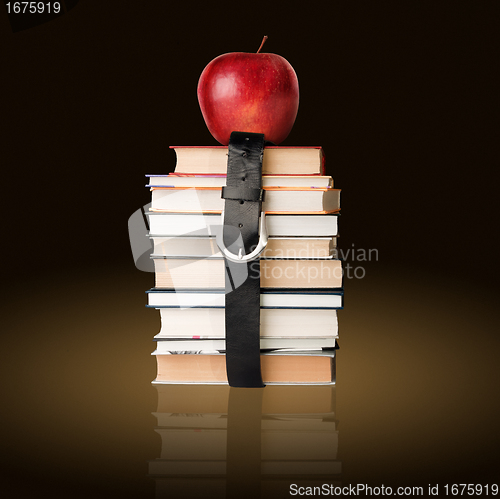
[{"x1": 256, "y1": 36, "x2": 268, "y2": 54}]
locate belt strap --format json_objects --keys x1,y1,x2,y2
[{"x1": 223, "y1": 131, "x2": 265, "y2": 388}]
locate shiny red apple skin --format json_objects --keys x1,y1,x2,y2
[{"x1": 197, "y1": 52, "x2": 299, "y2": 145}]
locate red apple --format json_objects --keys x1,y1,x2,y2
[{"x1": 197, "y1": 37, "x2": 299, "y2": 145}]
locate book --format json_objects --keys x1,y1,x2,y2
[
  {"x1": 152, "y1": 350, "x2": 336, "y2": 384},
  {"x1": 152, "y1": 257, "x2": 343, "y2": 289},
  {"x1": 146, "y1": 288, "x2": 344, "y2": 309},
  {"x1": 153, "y1": 307, "x2": 338, "y2": 338},
  {"x1": 153, "y1": 336, "x2": 337, "y2": 353},
  {"x1": 170, "y1": 145, "x2": 324, "y2": 175},
  {"x1": 150, "y1": 186, "x2": 340, "y2": 214},
  {"x1": 151, "y1": 236, "x2": 336, "y2": 259},
  {"x1": 147, "y1": 174, "x2": 333, "y2": 188},
  {"x1": 147, "y1": 212, "x2": 339, "y2": 237}
]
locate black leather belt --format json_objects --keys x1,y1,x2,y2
[{"x1": 218, "y1": 131, "x2": 266, "y2": 388}]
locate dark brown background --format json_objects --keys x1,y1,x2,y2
[
  {"x1": 1, "y1": 1, "x2": 499, "y2": 497},
  {"x1": 1, "y1": 0, "x2": 498, "y2": 280}
]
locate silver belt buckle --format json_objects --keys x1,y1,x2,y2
[{"x1": 216, "y1": 210, "x2": 268, "y2": 263}]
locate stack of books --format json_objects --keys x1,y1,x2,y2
[
  {"x1": 148, "y1": 385, "x2": 341, "y2": 498},
  {"x1": 145, "y1": 145, "x2": 342, "y2": 384}
]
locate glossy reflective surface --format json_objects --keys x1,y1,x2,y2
[
  {"x1": 1, "y1": 263, "x2": 499, "y2": 498},
  {"x1": 149, "y1": 384, "x2": 338, "y2": 499}
]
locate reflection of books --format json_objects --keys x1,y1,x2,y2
[
  {"x1": 150, "y1": 460, "x2": 341, "y2": 476},
  {"x1": 261, "y1": 415, "x2": 336, "y2": 431},
  {"x1": 147, "y1": 212, "x2": 339, "y2": 237},
  {"x1": 153, "y1": 478, "x2": 226, "y2": 499},
  {"x1": 149, "y1": 459, "x2": 226, "y2": 475},
  {"x1": 153, "y1": 413, "x2": 228, "y2": 428},
  {"x1": 152, "y1": 427, "x2": 338, "y2": 461},
  {"x1": 152, "y1": 476, "x2": 342, "y2": 499},
  {"x1": 152, "y1": 350, "x2": 336, "y2": 385},
  {"x1": 155, "y1": 429, "x2": 227, "y2": 460},
  {"x1": 147, "y1": 288, "x2": 343, "y2": 309},
  {"x1": 150, "y1": 186, "x2": 340, "y2": 214},
  {"x1": 170, "y1": 145, "x2": 324, "y2": 175},
  {"x1": 149, "y1": 384, "x2": 340, "y2": 499},
  {"x1": 153, "y1": 307, "x2": 338, "y2": 339},
  {"x1": 152, "y1": 413, "x2": 337, "y2": 431},
  {"x1": 261, "y1": 429, "x2": 338, "y2": 460},
  {"x1": 152, "y1": 257, "x2": 343, "y2": 289},
  {"x1": 154, "y1": 385, "x2": 336, "y2": 415},
  {"x1": 261, "y1": 460, "x2": 341, "y2": 475}
]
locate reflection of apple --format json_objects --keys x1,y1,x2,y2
[{"x1": 197, "y1": 37, "x2": 299, "y2": 145}]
